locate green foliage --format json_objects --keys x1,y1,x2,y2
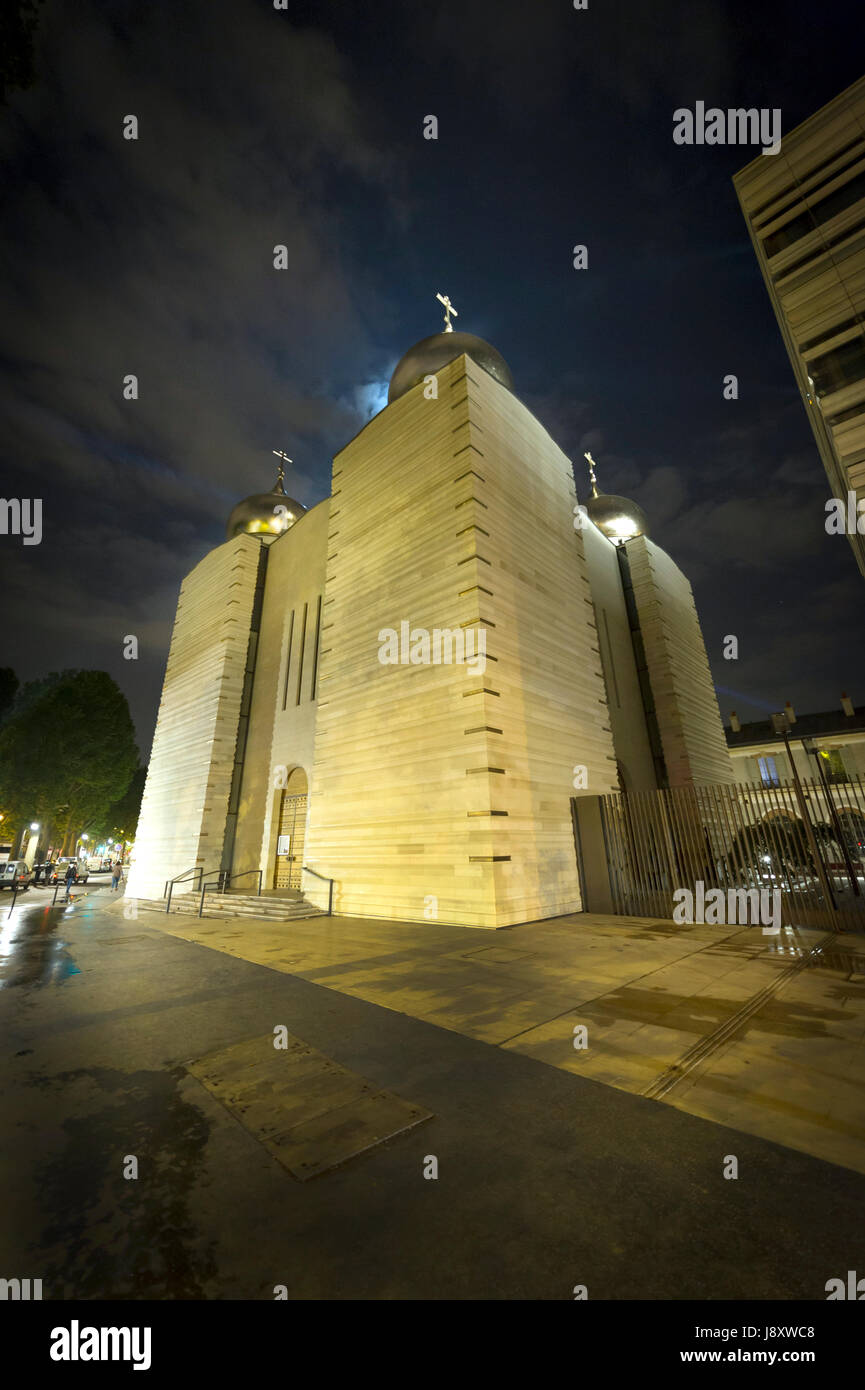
[
  {"x1": 0, "y1": 669, "x2": 139, "y2": 850},
  {"x1": 0, "y1": 1, "x2": 44, "y2": 105},
  {"x1": 98, "y1": 765, "x2": 146, "y2": 844},
  {"x1": 0, "y1": 668, "x2": 18, "y2": 725}
]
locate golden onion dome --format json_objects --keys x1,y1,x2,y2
[
  {"x1": 226, "y1": 467, "x2": 306, "y2": 542},
  {"x1": 388, "y1": 330, "x2": 514, "y2": 403},
  {"x1": 582, "y1": 451, "x2": 648, "y2": 544},
  {"x1": 585, "y1": 493, "x2": 649, "y2": 543}
]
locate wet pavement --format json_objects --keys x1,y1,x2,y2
[
  {"x1": 2, "y1": 888, "x2": 864, "y2": 1300},
  {"x1": 145, "y1": 899, "x2": 865, "y2": 1175}
]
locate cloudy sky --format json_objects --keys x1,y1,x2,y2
[{"x1": 1, "y1": 0, "x2": 863, "y2": 753}]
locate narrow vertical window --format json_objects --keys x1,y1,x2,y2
[
  {"x1": 310, "y1": 594, "x2": 322, "y2": 700},
  {"x1": 295, "y1": 601, "x2": 308, "y2": 706},
  {"x1": 281, "y1": 610, "x2": 295, "y2": 711}
]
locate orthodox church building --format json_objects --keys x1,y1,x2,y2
[{"x1": 126, "y1": 306, "x2": 734, "y2": 928}]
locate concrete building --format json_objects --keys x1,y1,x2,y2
[
  {"x1": 126, "y1": 313, "x2": 733, "y2": 927},
  {"x1": 733, "y1": 75, "x2": 865, "y2": 578},
  {"x1": 725, "y1": 698, "x2": 865, "y2": 865},
  {"x1": 726, "y1": 696, "x2": 865, "y2": 785}
]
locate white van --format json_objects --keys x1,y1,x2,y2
[{"x1": 0, "y1": 860, "x2": 32, "y2": 891}]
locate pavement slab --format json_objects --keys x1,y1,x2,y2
[
  {"x1": 3, "y1": 887, "x2": 865, "y2": 1299},
  {"x1": 136, "y1": 900, "x2": 865, "y2": 1174},
  {"x1": 186, "y1": 1031, "x2": 432, "y2": 1179}
]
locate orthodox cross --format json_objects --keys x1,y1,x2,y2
[
  {"x1": 436, "y1": 292, "x2": 458, "y2": 333},
  {"x1": 584, "y1": 451, "x2": 600, "y2": 498},
  {"x1": 272, "y1": 449, "x2": 292, "y2": 487}
]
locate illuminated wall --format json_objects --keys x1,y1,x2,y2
[
  {"x1": 231, "y1": 500, "x2": 330, "y2": 886},
  {"x1": 622, "y1": 535, "x2": 735, "y2": 786},
  {"x1": 303, "y1": 353, "x2": 619, "y2": 926},
  {"x1": 125, "y1": 535, "x2": 262, "y2": 901}
]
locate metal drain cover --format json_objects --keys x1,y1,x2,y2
[{"x1": 187, "y1": 1032, "x2": 432, "y2": 1180}]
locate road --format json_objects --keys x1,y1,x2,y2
[{"x1": 1, "y1": 887, "x2": 864, "y2": 1300}]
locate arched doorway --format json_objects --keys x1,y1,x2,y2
[{"x1": 274, "y1": 767, "x2": 308, "y2": 890}]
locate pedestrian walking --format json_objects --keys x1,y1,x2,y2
[
  {"x1": 111, "y1": 861, "x2": 123, "y2": 891},
  {"x1": 63, "y1": 861, "x2": 77, "y2": 903}
]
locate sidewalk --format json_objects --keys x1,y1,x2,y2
[
  {"x1": 135, "y1": 901, "x2": 865, "y2": 1174},
  {"x1": 5, "y1": 891, "x2": 865, "y2": 1298}
]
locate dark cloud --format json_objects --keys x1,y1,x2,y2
[
  {"x1": 1, "y1": 0, "x2": 403, "y2": 745},
  {"x1": 1, "y1": 0, "x2": 864, "y2": 751}
]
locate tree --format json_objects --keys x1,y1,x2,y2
[
  {"x1": 0, "y1": 670, "x2": 139, "y2": 854},
  {"x1": 98, "y1": 765, "x2": 146, "y2": 846},
  {"x1": 0, "y1": 1, "x2": 44, "y2": 105},
  {"x1": 0, "y1": 668, "x2": 18, "y2": 725}
]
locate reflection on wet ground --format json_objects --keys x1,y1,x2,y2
[
  {"x1": 4, "y1": 893, "x2": 865, "y2": 1300},
  {"x1": 32, "y1": 1063, "x2": 219, "y2": 1299},
  {"x1": 145, "y1": 905, "x2": 865, "y2": 1174},
  {"x1": 0, "y1": 897, "x2": 85, "y2": 988}
]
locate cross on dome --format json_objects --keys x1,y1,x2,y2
[
  {"x1": 584, "y1": 451, "x2": 600, "y2": 498},
  {"x1": 272, "y1": 449, "x2": 293, "y2": 488},
  {"x1": 436, "y1": 292, "x2": 458, "y2": 332}
]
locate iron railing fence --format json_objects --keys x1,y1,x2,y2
[{"x1": 598, "y1": 776, "x2": 865, "y2": 933}]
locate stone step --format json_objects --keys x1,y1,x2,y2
[{"x1": 134, "y1": 893, "x2": 326, "y2": 922}]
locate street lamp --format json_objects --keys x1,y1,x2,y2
[
  {"x1": 771, "y1": 711, "x2": 837, "y2": 911},
  {"x1": 799, "y1": 734, "x2": 860, "y2": 896},
  {"x1": 21, "y1": 821, "x2": 41, "y2": 866}
]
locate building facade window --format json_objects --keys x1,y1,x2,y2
[
  {"x1": 807, "y1": 334, "x2": 865, "y2": 399},
  {"x1": 756, "y1": 755, "x2": 781, "y2": 788},
  {"x1": 762, "y1": 168, "x2": 865, "y2": 258},
  {"x1": 751, "y1": 136, "x2": 865, "y2": 222},
  {"x1": 819, "y1": 747, "x2": 848, "y2": 783},
  {"x1": 800, "y1": 311, "x2": 864, "y2": 355}
]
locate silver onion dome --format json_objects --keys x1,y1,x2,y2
[
  {"x1": 388, "y1": 330, "x2": 514, "y2": 403},
  {"x1": 584, "y1": 493, "x2": 649, "y2": 543},
  {"x1": 226, "y1": 465, "x2": 306, "y2": 542},
  {"x1": 582, "y1": 451, "x2": 648, "y2": 544}
]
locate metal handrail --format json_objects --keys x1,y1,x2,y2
[
  {"x1": 214, "y1": 868, "x2": 263, "y2": 895},
  {"x1": 164, "y1": 866, "x2": 203, "y2": 896},
  {"x1": 167, "y1": 869, "x2": 226, "y2": 914},
  {"x1": 164, "y1": 866, "x2": 203, "y2": 911},
  {"x1": 302, "y1": 865, "x2": 334, "y2": 916},
  {"x1": 198, "y1": 868, "x2": 263, "y2": 917}
]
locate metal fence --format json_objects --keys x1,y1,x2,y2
[{"x1": 598, "y1": 776, "x2": 865, "y2": 933}]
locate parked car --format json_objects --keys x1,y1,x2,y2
[
  {"x1": 0, "y1": 859, "x2": 32, "y2": 891},
  {"x1": 47, "y1": 858, "x2": 89, "y2": 885}
]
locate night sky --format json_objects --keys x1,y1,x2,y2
[{"x1": 1, "y1": 0, "x2": 863, "y2": 756}]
